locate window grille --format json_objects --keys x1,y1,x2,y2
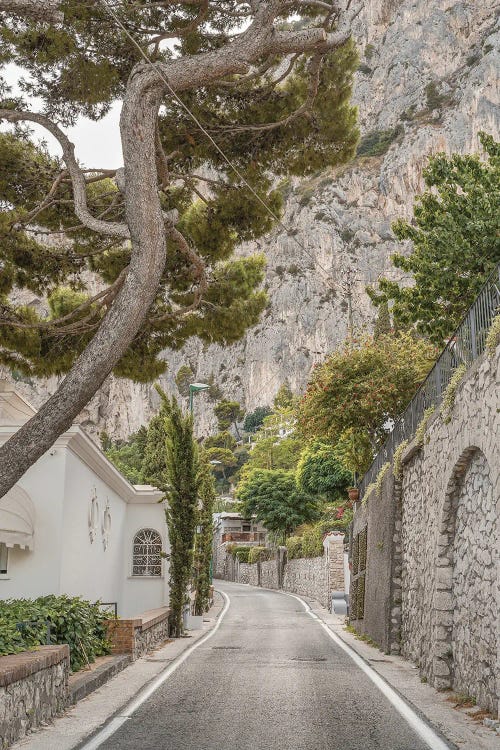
[
  {"x1": 132, "y1": 529, "x2": 162, "y2": 577},
  {"x1": 0, "y1": 542, "x2": 8, "y2": 574}
]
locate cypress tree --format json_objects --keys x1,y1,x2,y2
[
  {"x1": 163, "y1": 396, "x2": 199, "y2": 637},
  {"x1": 193, "y1": 454, "x2": 217, "y2": 617}
]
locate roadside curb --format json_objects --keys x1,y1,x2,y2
[
  {"x1": 294, "y1": 594, "x2": 499, "y2": 750},
  {"x1": 12, "y1": 592, "x2": 226, "y2": 750}
]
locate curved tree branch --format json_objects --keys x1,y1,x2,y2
[
  {"x1": 0, "y1": 110, "x2": 129, "y2": 239},
  {"x1": 0, "y1": 0, "x2": 63, "y2": 22},
  {"x1": 0, "y1": 1, "x2": 352, "y2": 498}
]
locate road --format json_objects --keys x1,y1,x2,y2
[{"x1": 92, "y1": 582, "x2": 447, "y2": 750}]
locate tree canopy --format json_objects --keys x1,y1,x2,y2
[
  {"x1": 0, "y1": 0, "x2": 360, "y2": 499},
  {"x1": 369, "y1": 133, "x2": 500, "y2": 343},
  {"x1": 237, "y1": 467, "x2": 319, "y2": 539},
  {"x1": 296, "y1": 440, "x2": 352, "y2": 500},
  {"x1": 243, "y1": 405, "x2": 272, "y2": 434},
  {"x1": 297, "y1": 333, "x2": 437, "y2": 454}
]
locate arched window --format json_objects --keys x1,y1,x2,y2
[{"x1": 132, "y1": 529, "x2": 162, "y2": 577}]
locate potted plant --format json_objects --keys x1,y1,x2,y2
[{"x1": 347, "y1": 487, "x2": 359, "y2": 503}]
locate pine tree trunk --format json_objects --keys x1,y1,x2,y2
[{"x1": 0, "y1": 78, "x2": 167, "y2": 498}]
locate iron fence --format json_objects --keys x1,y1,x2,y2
[{"x1": 358, "y1": 264, "x2": 500, "y2": 499}]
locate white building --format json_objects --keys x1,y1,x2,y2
[{"x1": 0, "y1": 382, "x2": 169, "y2": 618}]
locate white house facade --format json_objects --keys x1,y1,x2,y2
[{"x1": 0, "y1": 381, "x2": 169, "y2": 618}]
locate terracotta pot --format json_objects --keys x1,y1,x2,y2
[{"x1": 347, "y1": 487, "x2": 359, "y2": 502}]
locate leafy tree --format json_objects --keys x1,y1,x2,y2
[
  {"x1": 193, "y1": 453, "x2": 216, "y2": 617},
  {"x1": 0, "y1": 0, "x2": 359, "y2": 498},
  {"x1": 332, "y1": 427, "x2": 374, "y2": 477},
  {"x1": 373, "y1": 302, "x2": 391, "y2": 340},
  {"x1": 214, "y1": 400, "x2": 244, "y2": 438},
  {"x1": 203, "y1": 446, "x2": 237, "y2": 479},
  {"x1": 273, "y1": 383, "x2": 296, "y2": 410},
  {"x1": 243, "y1": 405, "x2": 272, "y2": 433},
  {"x1": 298, "y1": 333, "x2": 437, "y2": 449},
  {"x1": 241, "y1": 406, "x2": 302, "y2": 474},
  {"x1": 204, "y1": 431, "x2": 237, "y2": 452},
  {"x1": 296, "y1": 440, "x2": 351, "y2": 501},
  {"x1": 163, "y1": 395, "x2": 199, "y2": 637},
  {"x1": 369, "y1": 134, "x2": 500, "y2": 343},
  {"x1": 102, "y1": 426, "x2": 148, "y2": 484},
  {"x1": 237, "y1": 468, "x2": 319, "y2": 540},
  {"x1": 175, "y1": 365, "x2": 194, "y2": 398}
]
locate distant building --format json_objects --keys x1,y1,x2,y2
[
  {"x1": 0, "y1": 382, "x2": 169, "y2": 618},
  {"x1": 212, "y1": 512, "x2": 267, "y2": 579}
]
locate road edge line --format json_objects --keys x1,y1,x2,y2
[
  {"x1": 283, "y1": 591, "x2": 454, "y2": 750},
  {"x1": 77, "y1": 590, "x2": 231, "y2": 750}
]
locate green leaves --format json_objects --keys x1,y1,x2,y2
[
  {"x1": 298, "y1": 333, "x2": 437, "y2": 453},
  {"x1": 0, "y1": 595, "x2": 110, "y2": 672},
  {"x1": 237, "y1": 468, "x2": 319, "y2": 539},
  {"x1": 370, "y1": 133, "x2": 500, "y2": 343}
]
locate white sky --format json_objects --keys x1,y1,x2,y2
[{"x1": 3, "y1": 63, "x2": 124, "y2": 169}]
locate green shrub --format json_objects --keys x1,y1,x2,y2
[
  {"x1": 424, "y1": 81, "x2": 454, "y2": 111},
  {"x1": 356, "y1": 126, "x2": 403, "y2": 157},
  {"x1": 0, "y1": 595, "x2": 111, "y2": 672},
  {"x1": 247, "y1": 546, "x2": 270, "y2": 564},
  {"x1": 364, "y1": 43, "x2": 375, "y2": 60},
  {"x1": 301, "y1": 525, "x2": 324, "y2": 558},
  {"x1": 286, "y1": 536, "x2": 303, "y2": 559},
  {"x1": 234, "y1": 547, "x2": 251, "y2": 563}
]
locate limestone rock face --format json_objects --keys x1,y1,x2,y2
[{"x1": 4, "y1": 0, "x2": 499, "y2": 439}]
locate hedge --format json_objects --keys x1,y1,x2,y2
[{"x1": 0, "y1": 595, "x2": 111, "y2": 672}]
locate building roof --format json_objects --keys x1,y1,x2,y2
[{"x1": 0, "y1": 381, "x2": 163, "y2": 505}]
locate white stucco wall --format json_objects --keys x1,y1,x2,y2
[
  {"x1": 0, "y1": 450, "x2": 66, "y2": 599},
  {"x1": 122, "y1": 503, "x2": 170, "y2": 619},
  {"x1": 59, "y1": 448, "x2": 128, "y2": 610},
  {"x1": 0, "y1": 385, "x2": 168, "y2": 619}
]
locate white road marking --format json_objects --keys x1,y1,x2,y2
[
  {"x1": 285, "y1": 592, "x2": 452, "y2": 750},
  {"x1": 78, "y1": 591, "x2": 231, "y2": 750}
]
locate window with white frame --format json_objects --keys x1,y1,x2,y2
[
  {"x1": 132, "y1": 529, "x2": 162, "y2": 577},
  {"x1": 0, "y1": 543, "x2": 8, "y2": 575}
]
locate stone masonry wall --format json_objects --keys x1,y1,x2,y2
[
  {"x1": 399, "y1": 347, "x2": 499, "y2": 715},
  {"x1": 0, "y1": 646, "x2": 69, "y2": 749},
  {"x1": 106, "y1": 607, "x2": 170, "y2": 660},
  {"x1": 350, "y1": 344, "x2": 500, "y2": 716},
  {"x1": 284, "y1": 557, "x2": 328, "y2": 607},
  {"x1": 216, "y1": 534, "x2": 346, "y2": 610}
]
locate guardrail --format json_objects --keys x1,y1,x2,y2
[{"x1": 359, "y1": 264, "x2": 500, "y2": 499}]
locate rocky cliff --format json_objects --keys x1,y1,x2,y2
[{"x1": 5, "y1": 0, "x2": 499, "y2": 439}]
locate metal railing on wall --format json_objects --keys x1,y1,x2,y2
[{"x1": 359, "y1": 264, "x2": 500, "y2": 499}]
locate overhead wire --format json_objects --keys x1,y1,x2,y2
[
  {"x1": 99, "y1": 0, "x2": 343, "y2": 296},
  {"x1": 98, "y1": 0, "x2": 353, "y2": 405}
]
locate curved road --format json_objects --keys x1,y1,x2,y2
[{"x1": 91, "y1": 582, "x2": 445, "y2": 750}]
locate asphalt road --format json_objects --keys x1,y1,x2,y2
[{"x1": 96, "y1": 582, "x2": 439, "y2": 750}]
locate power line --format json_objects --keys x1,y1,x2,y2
[
  {"x1": 98, "y1": 0, "x2": 359, "y2": 408},
  {"x1": 99, "y1": 0, "x2": 343, "y2": 296}
]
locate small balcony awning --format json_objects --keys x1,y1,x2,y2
[{"x1": 0, "y1": 485, "x2": 35, "y2": 550}]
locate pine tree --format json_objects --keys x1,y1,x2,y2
[
  {"x1": 0, "y1": 1, "x2": 360, "y2": 497},
  {"x1": 0, "y1": 0, "x2": 358, "y2": 496},
  {"x1": 193, "y1": 454, "x2": 216, "y2": 617}
]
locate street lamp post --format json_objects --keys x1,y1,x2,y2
[{"x1": 188, "y1": 382, "x2": 210, "y2": 414}]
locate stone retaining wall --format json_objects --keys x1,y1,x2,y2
[
  {"x1": 284, "y1": 556, "x2": 328, "y2": 607},
  {"x1": 350, "y1": 345, "x2": 500, "y2": 716},
  {"x1": 106, "y1": 606, "x2": 170, "y2": 660},
  {"x1": 0, "y1": 645, "x2": 69, "y2": 749},
  {"x1": 217, "y1": 534, "x2": 346, "y2": 609}
]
